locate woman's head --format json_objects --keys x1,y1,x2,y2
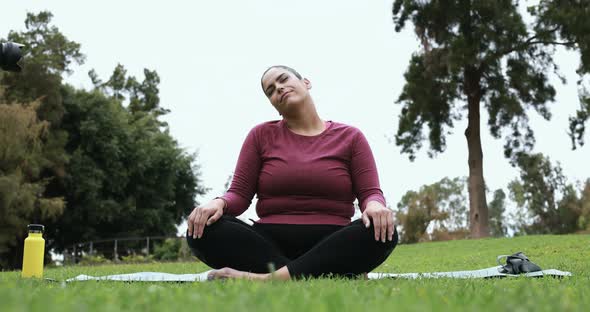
[
  {"x1": 261, "y1": 65, "x2": 302, "y2": 83},
  {"x1": 260, "y1": 65, "x2": 312, "y2": 115}
]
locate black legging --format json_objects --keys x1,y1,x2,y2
[{"x1": 186, "y1": 215, "x2": 398, "y2": 279}]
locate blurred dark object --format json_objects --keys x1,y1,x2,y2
[
  {"x1": 497, "y1": 252, "x2": 542, "y2": 274},
  {"x1": 0, "y1": 42, "x2": 24, "y2": 72}
]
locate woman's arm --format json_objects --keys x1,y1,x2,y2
[
  {"x1": 187, "y1": 127, "x2": 262, "y2": 239},
  {"x1": 350, "y1": 129, "x2": 386, "y2": 211},
  {"x1": 350, "y1": 129, "x2": 394, "y2": 242},
  {"x1": 219, "y1": 126, "x2": 262, "y2": 216}
]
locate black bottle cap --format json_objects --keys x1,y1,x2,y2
[{"x1": 28, "y1": 224, "x2": 44, "y2": 232}]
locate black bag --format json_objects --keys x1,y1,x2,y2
[{"x1": 497, "y1": 252, "x2": 542, "y2": 274}]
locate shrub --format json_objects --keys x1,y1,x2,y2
[
  {"x1": 78, "y1": 254, "x2": 112, "y2": 266},
  {"x1": 153, "y1": 238, "x2": 198, "y2": 262},
  {"x1": 120, "y1": 254, "x2": 155, "y2": 263}
]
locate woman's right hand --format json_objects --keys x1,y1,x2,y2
[{"x1": 187, "y1": 198, "x2": 225, "y2": 239}]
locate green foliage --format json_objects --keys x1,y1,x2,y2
[
  {"x1": 153, "y1": 239, "x2": 181, "y2": 261},
  {"x1": 120, "y1": 254, "x2": 155, "y2": 264},
  {"x1": 569, "y1": 89, "x2": 590, "y2": 148},
  {"x1": 508, "y1": 153, "x2": 584, "y2": 234},
  {"x1": 1, "y1": 11, "x2": 85, "y2": 186},
  {"x1": 391, "y1": 0, "x2": 589, "y2": 238},
  {"x1": 530, "y1": 0, "x2": 590, "y2": 149},
  {"x1": 392, "y1": 0, "x2": 588, "y2": 160},
  {"x1": 78, "y1": 254, "x2": 112, "y2": 266},
  {"x1": 0, "y1": 12, "x2": 81, "y2": 268},
  {"x1": 488, "y1": 189, "x2": 507, "y2": 237},
  {"x1": 395, "y1": 54, "x2": 461, "y2": 159},
  {"x1": 48, "y1": 86, "x2": 206, "y2": 251},
  {"x1": 0, "y1": 235, "x2": 588, "y2": 311},
  {"x1": 153, "y1": 238, "x2": 196, "y2": 262},
  {"x1": 1, "y1": 11, "x2": 85, "y2": 122},
  {"x1": 0, "y1": 11, "x2": 208, "y2": 268},
  {"x1": 396, "y1": 177, "x2": 468, "y2": 243},
  {"x1": 579, "y1": 179, "x2": 590, "y2": 231},
  {"x1": 0, "y1": 102, "x2": 64, "y2": 269},
  {"x1": 89, "y1": 64, "x2": 169, "y2": 118}
]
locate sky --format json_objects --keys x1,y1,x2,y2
[{"x1": 3, "y1": 0, "x2": 589, "y2": 231}]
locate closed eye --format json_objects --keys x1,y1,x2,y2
[
  {"x1": 265, "y1": 73, "x2": 289, "y2": 96},
  {"x1": 266, "y1": 86, "x2": 275, "y2": 97}
]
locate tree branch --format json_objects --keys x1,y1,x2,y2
[
  {"x1": 479, "y1": 26, "x2": 575, "y2": 71},
  {"x1": 525, "y1": 40, "x2": 576, "y2": 47}
]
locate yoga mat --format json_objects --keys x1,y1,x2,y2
[
  {"x1": 66, "y1": 266, "x2": 571, "y2": 282},
  {"x1": 366, "y1": 266, "x2": 572, "y2": 279}
]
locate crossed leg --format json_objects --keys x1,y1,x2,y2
[{"x1": 186, "y1": 216, "x2": 398, "y2": 280}]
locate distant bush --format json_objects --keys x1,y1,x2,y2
[
  {"x1": 78, "y1": 254, "x2": 112, "y2": 266},
  {"x1": 153, "y1": 238, "x2": 197, "y2": 262},
  {"x1": 430, "y1": 228, "x2": 470, "y2": 241},
  {"x1": 121, "y1": 254, "x2": 155, "y2": 263},
  {"x1": 153, "y1": 239, "x2": 180, "y2": 261}
]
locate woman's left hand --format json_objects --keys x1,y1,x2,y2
[{"x1": 362, "y1": 201, "x2": 395, "y2": 243}]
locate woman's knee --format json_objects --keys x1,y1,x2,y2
[
  {"x1": 352, "y1": 219, "x2": 399, "y2": 251},
  {"x1": 384, "y1": 227, "x2": 399, "y2": 253},
  {"x1": 186, "y1": 215, "x2": 230, "y2": 251},
  {"x1": 185, "y1": 215, "x2": 250, "y2": 253},
  {"x1": 185, "y1": 230, "x2": 199, "y2": 249},
  {"x1": 360, "y1": 223, "x2": 398, "y2": 268}
]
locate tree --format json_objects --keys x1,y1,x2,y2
[
  {"x1": 391, "y1": 0, "x2": 590, "y2": 238},
  {"x1": 0, "y1": 101, "x2": 64, "y2": 269},
  {"x1": 578, "y1": 179, "x2": 590, "y2": 231},
  {"x1": 1, "y1": 12, "x2": 208, "y2": 264},
  {"x1": 508, "y1": 153, "x2": 582, "y2": 234},
  {"x1": 1, "y1": 12, "x2": 85, "y2": 121},
  {"x1": 48, "y1": 85, "x2": 207, "y2": 253},
  {"x1": 89, "y1": 64, "x2": 170, "y2": 118},
  {"x1": 1, "y1": 11, "x2": 85, "y2": 204},
  {"x1": 488, "y1": 189, "x2": 507, "y2": 237},
  {"x1": 0, "y1": 11, "x2": 83, "y2": 268},
  {"x1": 396, "y1": 177, "x2": 467, "y2": 243},
  {"x1": 537, "y1": 1, "x2": 590, "y2": 148}
]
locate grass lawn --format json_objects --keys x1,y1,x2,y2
[{"x1": 1, "y1": 234, "x2": 588, "y2": 311}]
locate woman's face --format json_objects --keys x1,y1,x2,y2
[{"x1": 261, "y1": 67, "x2": 311, "y2": 115}]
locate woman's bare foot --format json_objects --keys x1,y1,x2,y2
[{"x1": 207, "y1": 267, "x2": 270, "y2": 281}]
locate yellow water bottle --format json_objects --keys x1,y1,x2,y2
[{"x1": 22, "y1": 224, "x2": 45, "y2": 278}]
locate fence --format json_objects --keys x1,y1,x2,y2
[{"x1": 63, "y1": 235, "x2": 185, "y2": 265}]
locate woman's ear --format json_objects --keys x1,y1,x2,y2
[{"x1": 303, "y1": 78, "x2": 312, "y2": 90}]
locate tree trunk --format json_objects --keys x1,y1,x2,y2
[{"x1": 464, "y1": 68, "x2": 489, "y2": 238}]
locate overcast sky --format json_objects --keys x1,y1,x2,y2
[{"x1": 4, "y1": 1, "x2": 589, "y2": 229}]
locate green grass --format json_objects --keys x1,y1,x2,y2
[{"x1": 1, "y1": 235, "x2": 589, "y2": 311}]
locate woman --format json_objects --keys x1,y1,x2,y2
[{"x1": 187, "y1": 65, "x2": 397, "y2": 280}]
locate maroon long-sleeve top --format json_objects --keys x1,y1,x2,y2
[{"x1": 220, "y1": 120, "x2": 386, "y2": 225}]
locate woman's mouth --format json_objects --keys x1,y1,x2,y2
[{"x1": 280, "y1": 91, "x2": 292, "y2": 103}]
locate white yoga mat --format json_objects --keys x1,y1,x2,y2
[
  {"x1": 366, "y1": 266, "x2": 572, "y2": 279},
  {"x1": 66, "y1": 266, "x2": 571, "y2": 282}
]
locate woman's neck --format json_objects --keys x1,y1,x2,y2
[{"x1": 283, "y1": 99, "x2": 325, "y2": 136}]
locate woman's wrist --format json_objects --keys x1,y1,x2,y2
[
  {"x1": 213, "y1": 197, "x2": 227, "y2": 212},
  {"x1": 366, "y1": 199, "x2": 386, "y2": 210}
]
